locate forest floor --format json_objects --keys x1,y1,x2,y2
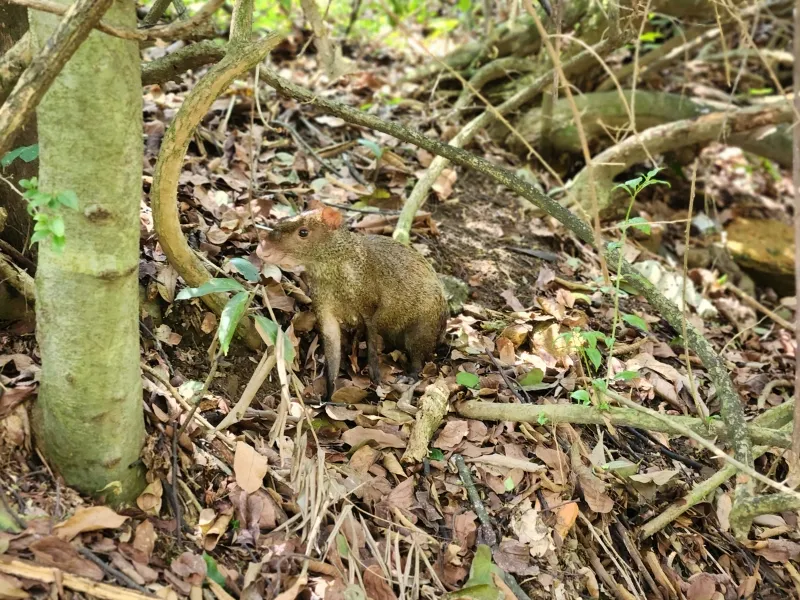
[{"x1": 1, "y1": 21, "x2": 799, "y2": 600}]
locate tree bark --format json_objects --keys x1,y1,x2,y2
[{"x1": 30, "y1": 0, "x2": 145, "y2": 505}]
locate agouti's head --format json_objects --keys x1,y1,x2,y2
[{"x1": 258, "y1": 206, "x2": 345, "y2": 268}]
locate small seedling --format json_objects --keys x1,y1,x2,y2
[{"x1": 18, "y1": 177, "x2": 78, "y2": 253}]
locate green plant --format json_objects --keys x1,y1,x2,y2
[
  {"x1": 175, "y1": 257, "x2": 295, "y2": 359},
  {"x1": 1, "y1": 143, "x2": 38, "y2": 168},
  {"x1": 18, "y1": 177, "x2": 78, "y2": 253}
]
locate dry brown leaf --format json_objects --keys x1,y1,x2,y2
[
  {"x1": 686, "y1": 573, "x2": 716, "y2": 600},
  {"x1": 350, "y1": 444, "x2": 379, "y2": 474},
  {"x1": 363, "y1": 564, "x2": 399, "y2": 600},
  {"x1": 496, "y1": 337, "x2": 516, "y2": 366},
  {"x1": 452, "y1": 511, "x2": 477, "y2": 548},
  {"x1": 341, "y1": 426, "x2": 405, "y2": 449},
  {"x1": 433, "y1": 420, "x2": 469, "y2": 451},
  {"x1": 132, "y1": 520, "x2": 157, "y2": 562},
  {"x1": 136, "y1": 478, "x2": 163, "y2": 515},
  {"x1": 0, "y1": 573, "x2": 28, "y2": 599},
  {"x1": 171, "y1": 551, "x2": 207, "y2": 585},
  {"x1": 54, "y1": 506, "x2": 129, "y2": 541},
  {"x1": 330, "y1": 387, "x2": 369, "y2": 404},
  {"x1": 30, "y1": 536, "x2": 104, "y2": 581},
  {"x1": 554, "y1": 502, "x2": 579, "y2": 539},
  {"x1": 233, "y1": 441, "x2": 269, "y2": 494},
  {"x1": 493, "y1": 539, "x2": 536, "y2": 576}
]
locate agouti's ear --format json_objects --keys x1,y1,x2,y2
[{"x1": 320, "y1": 206, "x2": 344, "y2": 229}]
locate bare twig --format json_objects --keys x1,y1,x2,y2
[
  {"x1": 0, "y1": 0, "x2": 113, "y2": 159},
  {"x1": 141, "y1": 40, "x2": 227, "y2": 86},
  {"x1": 6, "y1": 0, "x2": 223, "y2": 42}
]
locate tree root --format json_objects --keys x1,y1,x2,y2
[
  {"x1": 567, "y1": 102, "x2": 794, "y2": 214},
  {"x1": 498, "y1": 91, "x2": 793, "y2": 168},
  {"x1": 400, "y1": 379, "x2": 449, "y2": 464},
  {"x1": 0, "y1": 0, "x2": 113, "y2": 159},
  {"x1": 149, "y1": 5, "x2": 284, "y2": 351}
]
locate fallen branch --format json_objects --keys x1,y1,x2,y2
[
  {"x1": 640, "y1": 399, "x2": 795, "y2": 538},
  {"x1": 0, "y1": 557, "x2": 155, "y2": 600},
  {"x1": 6, "y1": 0, "x2": 223, "y2": 41},
  {"x1": 0, "y1": 251, "x2": 35, "y2": 303},
  {"x1": 567, "y1": 102, "x2": 794, "y2": 213},
  {"x1": 454, "y1": 400, "x2": 789, "y2": 449},
  {"x1": 150, "y1": 2, "x2": 284, "y2": 351},
  {"x1": 400, "y1": 378, "x2": 450, "y2": 464},
  {"x1": 0, "y1": 0, "x2": 113, "y2": 159}
]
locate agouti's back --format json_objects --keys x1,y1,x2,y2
[{"x1": 258, "y1": 206, "x2": 448, "y2": 397}]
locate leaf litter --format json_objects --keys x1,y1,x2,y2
[{"x1": 0, "y1": 14, "x2": 798, "y2": 600}]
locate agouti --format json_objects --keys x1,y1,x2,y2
[{"x1": 258, "y1": 206, "x2": 449, "y2": 399}]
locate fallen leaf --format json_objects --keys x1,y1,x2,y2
[
  {"x1": 171, "y1": 551, "x2": 206, "y2": 585},
  {"x1": 554, "y1": 502, "x2": 579, "y2": 539},
  {"x1": 686, "y1": 573, "x2": 716, "y2": 600},
  {"x1": 234, "y1": 441, "x2": 269, "y2": 494},
  {"x1": 30, "y1": 536, "x2": 104, "y2": 580},
  {"x1": 433, "y1": 420, "x2": 469, "y2": 451},
  {"x1": 341, "y1": 426, "x2": 405, "y2": 449},
  {"x1": 54, "y1": 506, "x2": 129, "y2": 541},
  {"x1": 363, "y1": 564, "x2": 399, "y2": 600}
]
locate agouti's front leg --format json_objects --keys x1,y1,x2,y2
[{"x1": 318, "y1": 312, "x2": 342, "y2": 400}]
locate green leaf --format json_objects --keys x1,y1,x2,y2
[
  {"x1": 625, "y1": 216, "x2": 651, "y2": 235},
  {"x1": 429, "y1": 448, "x2": 445, "y2": 461},
  {"x1": 229, "y1": 257, "x2": 260, "y2": 283},
  {"x1": 50, "y1": 215, "x2": 65, "y2": 237},
  {"x1": 357, "y1": 138, "x2": 383, "y2": 159},
  {"x1": 581, "y1": 330, "x2": 605, "y2": 349},
  {"x1": 748, "y1": 87, "x2": 774, "y2": 96},
  {"x1": 18, "y1": 177, "x2": 36, "y2": 190},
  {"x1": 1, "y1": 144, "x2": 38, "y2": 168},
  {"x1": 254, "y1": 316, "x2": 296, "y2": 364},
  {"x1": 29, "y1": 230, "x2": 50, "y2": 246},
  {"x1": 202, "y1": 552, "x2": 226, "y2": 587},
  {"x1": 639, "y1": 31, "x2": 663, "y2": 43},
  {"x1": 571, "y1": 389, "x2": 591, "y2": 405},
  {"x1": 175, "y1": 278, "x2": 246, "y2": 300},
  {"x1": 591, "y1": 378, "x2": 608, "y2": 392},
  {"x1": 537, "y1": 413, "x2": 548, "y2": 425},
  {"x1": 615, "y1": 370, "x2": 640, "y2": 381},
  {"x1": 622, "y1": 313, "x2": 649, "y2": 332},
  {"x1": 518, "y1": 368, "x2": 544, "y2": 387},
  {"x1": 465, "y1": 545, "x2": 494, "y2": 587},
  {"x1": 456, "y1": 371, "x2": 480, "y2": 389},
  {"x1": 218, "y1": 291, "x2": 248, "y2": 355},
  {"x1": 585, "y1": 347, "x2": 602, "y2": 370},
  {"x1": 57, "y1": 190, "x2": 79, "y2": 210},
  {"x1": 503, "y1": 476, "x2": 515, "y2": 492},
  {"x1": 336, "y1": 533, "x2": 350, "y2": 558},
  {"x1": 601, "y1": 459, "x2": 639, "y2": 478}
]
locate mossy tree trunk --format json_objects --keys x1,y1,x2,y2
[{"x1": 29, "y1": 0, "x2": 145, "y2": 505}]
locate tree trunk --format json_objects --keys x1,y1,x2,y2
[
  {"x1": 29, "y1": 0, "x2": 145, "y2": 505},
  {"x1": 0, "y1": 4, "x2": 37, "y2": 255}
]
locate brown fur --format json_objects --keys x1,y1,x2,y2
[{"x1": 259, "y1": 207, "x2": 448, "y2": 398}]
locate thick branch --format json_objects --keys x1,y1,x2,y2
[
  {"x1": 0, "y1": 0, "x2": 113, "y2": 159},
  {"x1": 568, "y1": 102, "x2": 794, "y2": 213},
  {"x1": 150, "y1": 30, "x2": 283, "y2": 351},
  {"x1": 141, "y1": 40, "x2": 226, "y2": 86},
  {"x1": 455, "y1": 400, "x2": 789, "y2": 449},
  {"x1": 6, "y1": 0, "x2": 223, "y2": 41}
]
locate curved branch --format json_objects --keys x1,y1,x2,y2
[
  {"x1": 0, "y1": 0, "x2": 113, "y2": 159},
  {"x1": 568, "y1": 102, "x2": 794, "y2": 213},
  {"x1": 6, "y1": 0, "x2": 223, "y2": 41},
  {"x1": 150, "y1": 30, "x2": 284, "y2": 351}
]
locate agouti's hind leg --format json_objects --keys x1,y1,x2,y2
[{"x1": 402, "y1": 323, "x2": 437, "y2": 379}]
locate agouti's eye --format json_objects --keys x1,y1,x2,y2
[{"x1": 298, "y1": 228, "x2": 309, "y2": 238}]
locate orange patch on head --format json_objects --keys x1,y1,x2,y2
[{"x1": 321, "y1": 206, "x2": 344, "y2": 229}]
